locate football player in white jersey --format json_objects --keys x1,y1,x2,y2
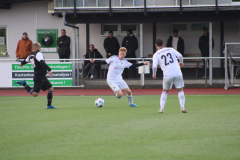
[
  {"x1": 152, "y1": 39, "x2": 187, "y2": 113},
  {"x1": 90, "y1": 47, "x2": 148, "y2": 107}
]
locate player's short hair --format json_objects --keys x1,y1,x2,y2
[
  {"x1": 109, "y1": 31, "x2": 113, "y2": 34},
  {"x1": 119, "y1": 47, "x2": 127, "y2": 53},
  {"x1": 32, "y1": 42, "x2": 41, "y2": 49},
  {"x1": 155, "y1": 39, "x2": 163, "y2": 47},
  {"x1": 173, "y1": 29, "x2": 178, "y2": 33},
  {"x1": 61, "y1": 29, "x2": 66, "y2": 33},
  {"x1": 89, "y1": 44, "x2": 94, "y2": 48}
]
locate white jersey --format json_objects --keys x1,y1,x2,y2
[
  {"x1": 152, "y1": 47, "x2": 183, "y2": 79},
  {"x1": 105, "y1": 55, "x2": 132, "y2": 82}
]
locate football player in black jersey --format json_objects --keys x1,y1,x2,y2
[{"x1": 15, "y1": 42, "x2": 57, "y2": 109}]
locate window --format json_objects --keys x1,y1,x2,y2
[
  {"x1": 171, "y1": 22, "x2": 208, "y2": 34},
  {"x1": 122, "y1": 24, "x2": 137, "y2": 32},
  {"x1": 232, "y1": 0, "x2": 240, "y2": 4},
  {"x1": 192, "y1": 23, "x2": 207, "y2": 31},
  {"x1": 172, "y1": 24, "x2": 187, "y2": 31},
  {"x1": 0, "y1": 27, "x2": 7, "y2": 54},
  {"x1": 101, "y1": 23, "x2": 139, "y2": 35},
  {"x1": 101, "y1": 24, "x2": 119, "y2": 34}
]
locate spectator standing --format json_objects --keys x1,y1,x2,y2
[
  {"x1": 198, "y1": 27, "x2": 214, "y2": 78},
  {"x1": 167, "y1": 29, "x2": 185, "y2": 56},
  {"x1": 83, "y1": 44, "x2": 103, "y2": 79},
  {"x1": 16, "y1": 32, "x2": 33, "y2": 60},
  {"x1": 103, "y1": 31, "x2": 120, "y2": 58},
  {"x1": 122, "y1": 29, "x2": 138, "y2": 78},
  {"x1": 57, "y1": 29, "x2": 71, "y2": 62}
]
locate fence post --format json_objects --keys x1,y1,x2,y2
[
  {"x1": 209, "y1": 22, "x2": 213, "y2": 85},
  {"x1": 141, "y1": 58, "x2": 145, "y2": 87},
  {"x1": 72, "y1": 28, "x2": 76, "y2": 86},
  {"x1": 205, "y1": 58, "x2": 207, "y2": 88},
  {"x1": 224, "y1": 43, "x2": 228, "y2": 89},
  {"x1": 140, "y1": 24, "x2": 144, "y2": 87},
  {"x1": 81, "y1": 59, "x2": 84, "y2": 87}
]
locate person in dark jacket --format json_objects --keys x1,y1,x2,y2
[
  {"x1": 57, "y1": 29, "x2": 71, "y2": 62},
  {"x1": 198, "y1": 27, "x2": 214, "y2": 78},
  {"x1": 122, "y1": 29, "x2": 138, "y2": 78},
  {"x1": 103, "y1": 31, "x2": 120, "y2": 58},
  {"x1": 83, "y1": 44, "x2": 103, "y2": 79},
  {"x1": 167, "y1": 29, "x2": 185, "y2": 56}
]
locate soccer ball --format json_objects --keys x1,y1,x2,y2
[{"x1": 95, "y1": 98, "x2": 104, "y2": 108}]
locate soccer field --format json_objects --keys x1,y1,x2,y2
[{"x1": 0, "y1": 95, "x2": 240, "y2": 160}]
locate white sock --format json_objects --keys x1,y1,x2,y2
[
  {"x1": 160, "y1": 92, "x2": 168, "y2": 109},
  {"x1": 127, "y1": 94, "x2": 133, "y2": 104},
  {"x1": 90, "y1": 75, "x2": 94, "y2": 78},
  {"x1": 178, "y1": 91, "x2": 185, "y2": 109}
]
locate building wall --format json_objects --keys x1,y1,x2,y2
[
  {"x1": 0, "y1": 1, "x2": 239, "y2": 69},
  {"x1": 224, "y1": 21, "x2": 240, "y2": 42},
  {"x1": 0, "y1": 1, "x2": 86, "y2": 61}
]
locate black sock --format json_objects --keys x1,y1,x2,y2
[
  {"x1": 47, "y1": 91, "x2": 53, "y2": 106},
  {"x1": 24, "y1": 84, "x2": 33, "y2": 94}
]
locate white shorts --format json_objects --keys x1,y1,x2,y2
[
  {"x1": 163, "y1": 75, "x2": 184, "y2": 90},
  {"x1": 107, "y1": 80, "x2": 129, "y2": 92}
]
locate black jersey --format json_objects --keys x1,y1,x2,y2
[{"x1": 21, "y1": 51, "x2": 51, "y2": 77}]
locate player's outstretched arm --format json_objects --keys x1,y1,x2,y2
[
  {"x1": 90, "y1": 58, "x2": 107, "y2": 64},
  {"x1": 20, "y1": 56, "x2": 30, "y2": 66},
  {"x1": 131, "y1": 62, "x2": 148, "y2": 67},
  {"x1": 20, "y1": 54, "x2": 32, "y2": 66},
  {"x1": 152, "y1": 55, "x2": 158, "y2": 79},
  {"x1": 92, "y1": 59, "x2": 107, "y2": 64}
]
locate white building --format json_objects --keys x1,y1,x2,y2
[{"x1": 0, "y1": 0, "x2": 240, "y2": 81}]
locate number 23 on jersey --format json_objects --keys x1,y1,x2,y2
[{"x1": 161, "y1": 53, "x2": 174, "y2": 66}]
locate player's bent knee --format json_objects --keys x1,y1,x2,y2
[
  {"x1": 116, "y1": 90, "x2": 123, "y2": 97},
  {"x1": 49, "y1": 87, "x2": 54, "y2": 91},
  {"x1": 118, "y1": 92, "x2": 123, "y2": 97}
]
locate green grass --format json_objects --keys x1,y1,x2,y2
[{"x1": 0, "y1": 95, "x2": 240, "y2": 160}]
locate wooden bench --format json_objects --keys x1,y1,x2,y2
[
  {"x1": 182, "y1": 54, "x2": 203, "y2": 78},
  {"x1": 147, "y1": 54, "x2": 203, "y2": 78}
]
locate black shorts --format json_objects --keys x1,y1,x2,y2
[{"x1": 33, "y1": 76, "x2": 52, "y2": 93}]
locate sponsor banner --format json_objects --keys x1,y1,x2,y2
[
  {"x1": 12, "y1": 79, "x2": 72, "y2": 87},
  {"x1": 9, "y1": 63, "x2": 73, "y2": 87},
  {"x1": 12, "y1": 63, "x2": 72, "y2": 71},
  {"x1": 12, "y1": 72, "x2": 72, "y2": 78}
]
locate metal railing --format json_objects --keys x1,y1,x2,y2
[
  {"x1": 2, "y1": 57, "x2": 240, "y2": 88},
  {"x1": 54, "y1": 0, "x2": 239, "y2": 9}
]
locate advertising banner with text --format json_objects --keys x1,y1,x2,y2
[{"x1": 0, "y1": 63, "x2": 72, "y2": 87}]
